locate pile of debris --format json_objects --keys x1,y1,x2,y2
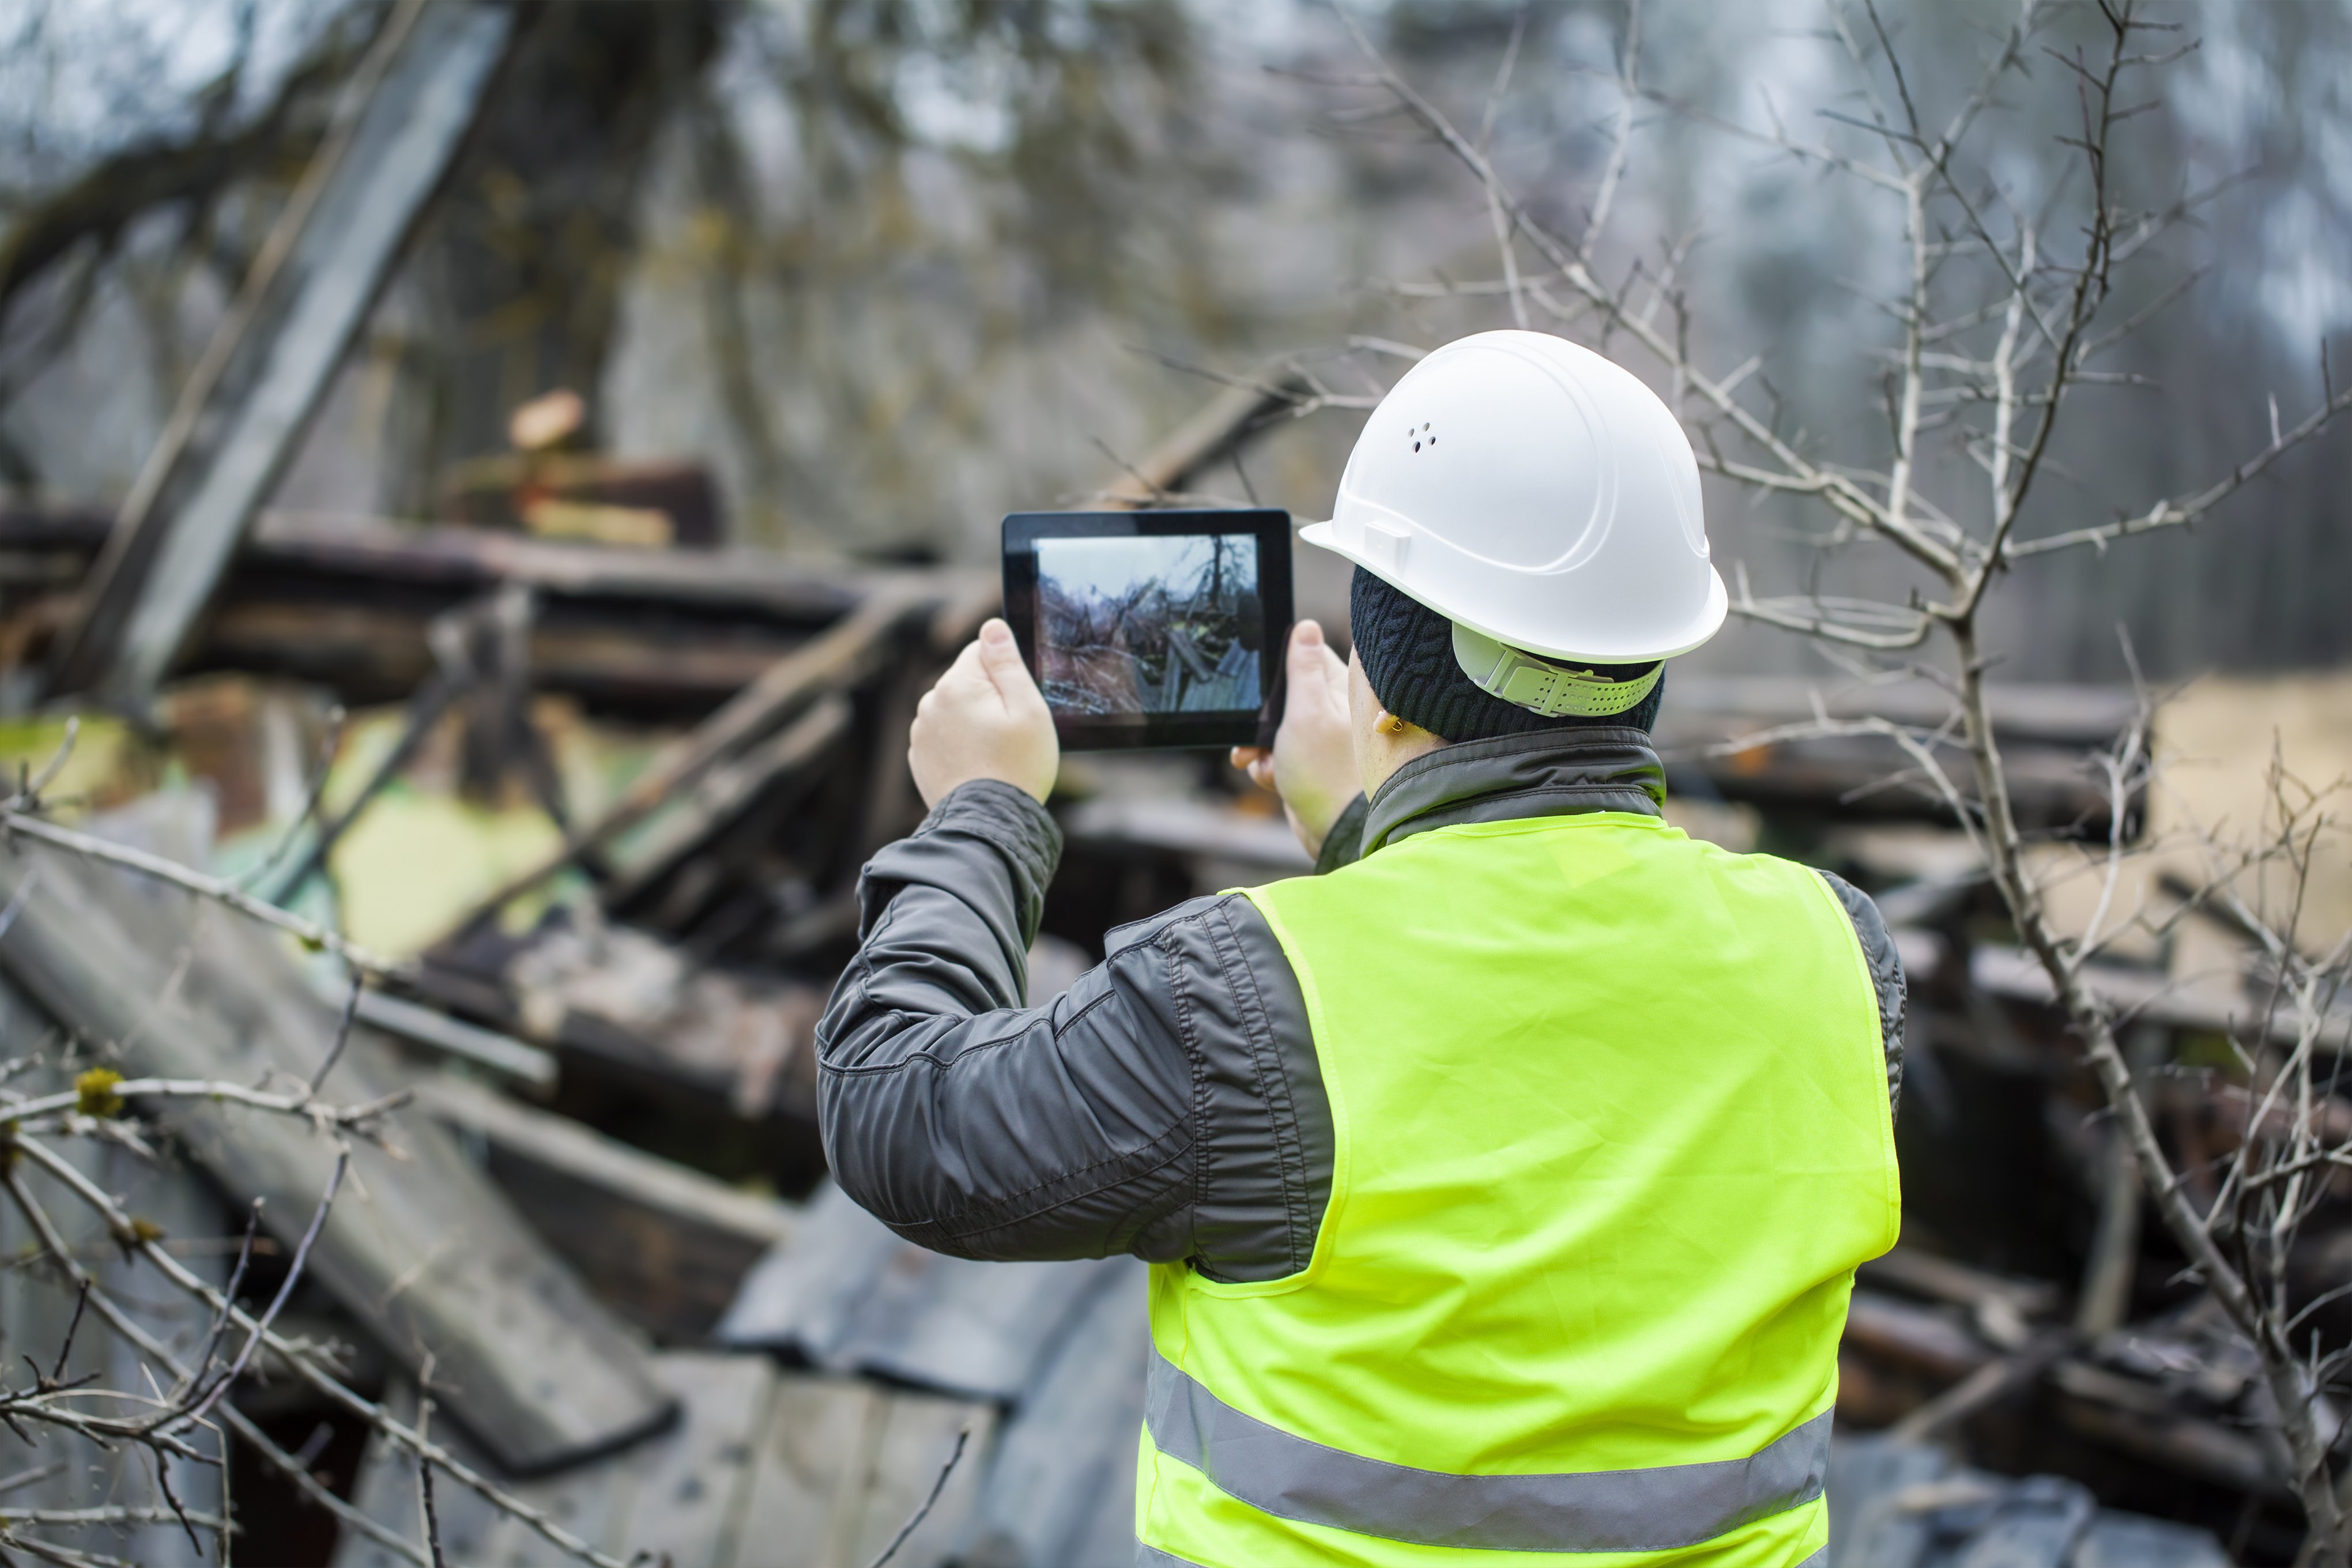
[{"x1": 0, "y1": 0, "x2": 2335, "y2": 1558}]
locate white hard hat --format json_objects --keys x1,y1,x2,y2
[{"x1": 1301, "y1": 329, "x2": 1726, "y2": 668}]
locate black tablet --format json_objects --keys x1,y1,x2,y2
[{"x1": 1002, "y1": 509, "x2": 1294, "y2": 751}]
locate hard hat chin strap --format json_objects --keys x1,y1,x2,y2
[{"x1": 1450, "y1": 623, "x2": 1663, "y2": 719}]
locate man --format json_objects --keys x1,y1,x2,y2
[{"x1": 820, "y1": 331, "x2": 1904, "y2": 1567}]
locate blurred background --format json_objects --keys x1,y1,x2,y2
[
  {"x1": 5, "y1": 0, "x2": 2348, "y2": 675},
  {"x1": 0, "y1": 3, "x2": 2348, "y2": 1566}
]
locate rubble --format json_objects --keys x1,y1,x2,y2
[
  {"x1": 0, "y1": 812, "x2": 675, "y2": 1474},
  {"x1": 1827, "y1": 1437, "x2": 2232, "y2": 1567},
  {"x1": 0, "y1": 84, "x2": 2336, "y2": 1547},
  {"x1": 1, "y1": 2, "x2": 2345, "y2": 1563},
  {"x1": 0, "y1": 521, "x2": 2336, "y2": 1561}
]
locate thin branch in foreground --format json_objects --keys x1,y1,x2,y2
[
  {"x1": 416, "y1": 1356, "x2": 448, "y2": 1568},
  {"x1": 307, "y1": 970, "x2": 367, "y2": 1096},
  {"x1": 238, "y1": 702, "x2": 346, "y2": 893},
  {"x1": 862, "y1": 1426, "x2": 971, "y2": 1568},
  {"x1": 0, "y1": 808, "x2": 411, "y2": 979}
]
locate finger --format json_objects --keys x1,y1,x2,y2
[
  {"x1": 932, "y1": 636, "x2": 994, "y2": 699},
  {"x1": 1286, "y1": 619, "x2": 1325, "y2": 680},
  {"x1": 1314, "y1": 639, "x2": 1351, "y2": 707},
  {"x1": 974, "y1": 618, "x2": 1045, "y2": 712}
]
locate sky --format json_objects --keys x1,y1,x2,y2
[{"x1": 1035, "y1": 532, "x2": 1254, "y2": 606}]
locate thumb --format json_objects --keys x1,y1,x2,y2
[
  {"x1": 1292, "y1": 620, "x2": 1347, "y2": 710},
  {"x1": 1287, "y1": 619, "x2": 1329, "y2": 684},
  {"x1": 975, "y1": 619, "x2": 1042, "y2": 709}
]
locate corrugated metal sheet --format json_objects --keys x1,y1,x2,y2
[{"x1": 717, "y1": 1181, "x2": 1136, "y2": 1404}]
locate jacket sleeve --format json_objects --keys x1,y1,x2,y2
[
  {"x1": 816, "y1": 780, "x2": 1333, "y2": 1280},
  {"x1": 1816, "y1": 869, "x2": 1906, "y2": 1120}
]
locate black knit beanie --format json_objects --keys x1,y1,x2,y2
[{"x1": 1350, "y1": 567, "x2": 1664, "y2": 742}]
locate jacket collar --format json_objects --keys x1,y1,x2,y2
[{"x1": 1362, "y1": 726, "x2": 1667, "y2": 854}]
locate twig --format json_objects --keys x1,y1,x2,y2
[
  {"x1": 238, "y1": 703, "x2": 346, "y2": 893},
  {"x1": 173, "y1": 1150, "x2": 348, "y2": 1432},
  {"x1": 0, "y1": 1163, "x2": 427, "y2": 1565},
  {"x1": 4, "y1": 1130, "x2": 635, "y2": 1568},
  {"x1": 0, "y1": 809, "x2": 411, "y2": 979},
  {"x1": 307, "y1": 971, "x2": 366, "y2": 1096},
  {"x1": 862, "y1": 1426, "x2": 971, "y2": 1568},
  {"x1": 0, "y1": 1075, "x2": 408, "y2": 1130},
  {"x1": 416, "y1": 1356, "x2": 448, "y2": 1568}
]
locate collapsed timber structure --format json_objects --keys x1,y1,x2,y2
[{"x1": 0, "y1": 2, "x2": 2346, "y2": 1565}]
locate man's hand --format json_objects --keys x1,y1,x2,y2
[
  {"x1": 1231, "y1": 619, "x2": 1358, "y2": 858},
  {"x1": 910, "y1": 619, "x2": 1059, "y2": 808}
]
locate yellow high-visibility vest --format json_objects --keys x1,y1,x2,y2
[{"x1": 1137, "y1": 811, "x2": 1900, "y2": 1567}]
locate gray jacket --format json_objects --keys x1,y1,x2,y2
[{"x1": 817, "y1": 727, "x2": 1905, "y2": 1285}]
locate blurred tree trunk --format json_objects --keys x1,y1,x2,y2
[{"x1": 382, "y1": 0, "x2": 724, "y2": 518}]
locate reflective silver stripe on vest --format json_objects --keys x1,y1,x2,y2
[
  {"x1": 1139, "y1": 1541, "x2": 1825, "y2": 1568},
  {"x1": 1144, "y1": 1352, "x2": 1830, "y2": 1552},
  {"x1": 1138, "y1": 1540, "x2": 1827, "y2": 1567}
]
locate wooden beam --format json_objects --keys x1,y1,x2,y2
[
  {"x1": 48, "y1": 0, "x2": 516, "y2": 707},
  {"x1": 419, "y1": 590, "x2": 921, "y2": 950},
  {"x1": 337, "y1": 1359, "x2": 996, "y2": 1568},
  {"x1": 349, "y1": 985, "x2": 556, "y2": 1089},
  {"x1": 600, "y1": 694, "x2": 853, "y2": 911},
  {"x1": 412, "y1": 1073, "x2": 791, "y2": 1341},
  {"x1": 0, "y1": 834, "x2": 674, "y2": 1473}
]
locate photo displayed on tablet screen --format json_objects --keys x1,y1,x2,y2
[{"x1": 1033, "y1": 533, "x2": 1262, "y2": 718}]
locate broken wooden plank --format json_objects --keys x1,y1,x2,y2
[
  {"x1": 729, "y1": 1375, "x2": 995, "y2": 1568},
  {"x1": 5, "y1": 507, "x2": 992, "y2": 712},
  {"x1": 965, "y1": 1258, "x2": 1150, "y2": 1568},
  {"x1": 601, "y1": 693, "x2": 853, "y2": 913},
  {"x1": 243, "y1": 510, "x2": 889, "y2": 617},
  {"x1": 336, "y1": 1358, "x2": 989, "y2": 1568},
  {"x1": 1654, "y1": 676, "x2": 2141, "y2": 834},
  {"x1": 421, "y1": 590, "x2": 922, "y2": 949},
  {"x1": 49, "y1": 0, "x2": 517, "y2": 707},
  {"x1": 1967, "y1": 943, "x2": 2352, "y2": 1050},
  {"x1": 1857, "y1": 1247, "x2": 2063, "y2": 1320},
  {"x1": 344, "y1": 982, "x2": 557, "y2": 1088},
  {"x1": 413, "y1": 1072, "x2": 793, "y2": 1341},
  {"x1": 491, "y1": 919, "x2": 826, "y2": 1124},
  {"x1": 1841, "y1": 1289, "x2": 1997, "y2": 1383},
  {"x1": 199, "y1": 595, "x2": 806, "y2": 709},
  {"x1": 0, "y1": 830, "x2": 673, "y2": 1472},
  {"x1": 2050, "y1": 1360, "x2": 2290, "y2": 1499},
  {"x1": 613, "y1": 1356, "x2": 781, "y2": 1568}
]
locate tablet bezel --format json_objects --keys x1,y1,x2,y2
[{"x1": 1002, "y1": 508, "x2": 1294, "y2": 752}]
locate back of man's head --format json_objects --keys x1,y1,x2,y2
[{"x1": 1351, "y1": 567, "x2": 1664, "y2": 742}]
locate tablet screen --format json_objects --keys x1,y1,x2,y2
[
  {"x1": 1034, "y1": 533, "x2": 1262, "y2": 716},
  {"x1": 1002, "y1": 510, "x2": 1294, "y2": 750}
]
